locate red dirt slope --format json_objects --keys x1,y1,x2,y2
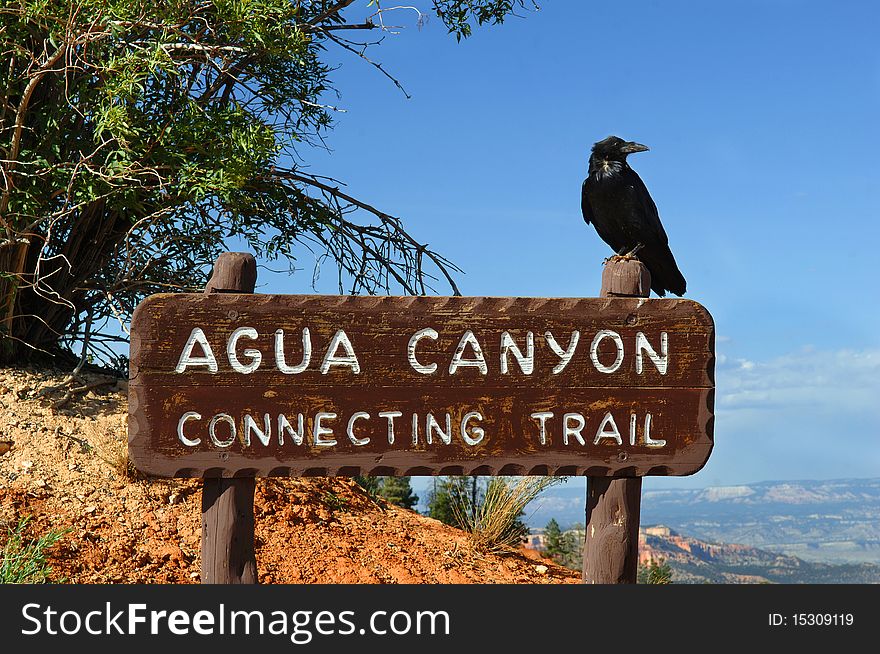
[{"x1": 0, "y1": 367, "x2": 577, "y2": 584}]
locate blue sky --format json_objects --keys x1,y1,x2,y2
[{"x1": 255, "y1": 1, "x2": 880, "y2": 491}]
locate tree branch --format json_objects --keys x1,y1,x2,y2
[
  {"x1": 322, "y1": 30, "x2": 411, "y2": 99},
  {"x1": 0, "y1": 43, "x2": 67, "y2": 236},
  {"x1": 308, "y1": 0, "x2": 358, "y2": 26},
  {"x1": 275, "y1": 169, "x2": 462, "y2": 296}
]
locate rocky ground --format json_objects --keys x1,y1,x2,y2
[{"x1": 0, "y1": 366, "x2": 577, "y2": 584}]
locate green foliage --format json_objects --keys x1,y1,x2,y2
[
  {"x1": 426, "y1": 476, "x2": 476, "y2": 528},
  {"x1": 1, "y1": 517, "x2": 69, "y2": 584},
  {"x1": 1, "y1": 1, "x2": 535, "y2": 364},
  {"x1": 430, "y1": 1, "x2": 540, "y2": 41},
  {"x1": 544, "y1": 518, "x2": 564, "y2": 558},
  {"x1": 542, "y1": 520, "x2": 583, "y2": 570},
  {"x1": 320, "y1": 490, "x2": 348, "y2": 512},
  {"x1": 558, "y1": 526, "x2": 584, "y2": 569},
  {"x1": 355, "y1": 476, "x2": 419, "y2": 509},
  {"x1": 354, "y1": 476, "x2": 381, "y2": 499},
  {"x1": 378, "y1": 476, "x2": 419, "y2": 510},
  {"x1": 638, "y1": 558, "x2": 673, "y2": 584}
]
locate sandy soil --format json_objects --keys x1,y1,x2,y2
[{"x1": 0, "y1": 366, "x2": 578, "y2": 584}]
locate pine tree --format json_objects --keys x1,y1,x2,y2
[
  {"x1": 560, "y1": 529, "x2": 584, "y2": 569},
  {"x1": 544, "y1": 519, "x2": 564, "y2": 560},
  {"x1": 379, "y1": 477, "x2": 419, "y2": 510},
  {"x1": 426, "y1": 477, "x2": 471, "y2": 527},
  {"x1": 426, "y1": 477, "x2": 456, "y2": 526},
  {"x1": 540, "y1": 522, "x2": 584, "y2": 571}
]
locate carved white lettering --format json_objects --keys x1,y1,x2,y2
[
  {"x1": 208, "y1": 413, "x2": 236, "y2": 448},
  {"x1": 644, "y1": 413, "x2": 666, "y2": 447},
  {"x1": 461, "y1": 412, "x2": 485, "y2": 446},
  {"x1": 630, "y1": 413, "x2": 637, "y2": 446},
  {"x1": 530, "y1": 411, "x2": 554, "y2": 445},
  {"x1": 590, "y1": 330, "x2": 624, "y2": 374},
  {"x1": 636, "y1": 332, "x2": 668, "y2": 375},
  {"x1": 449, "y1": 330, "x2": 488, "y2": 375},
  {"x1": 320, "y1": 330, "x2": 360, "y2": 374},
  {"x1": 426, "y1": 413, "x2": 452, "y2": 445},
  {"x1": 408, "y1": 328, "x2": 439, "y2": 374},
  {"x1": 243, "y1": 413, "x2": 272, "y2": 446},
  {"x1": 314, "y1": 412, "x2": 337, "y2": 447},
  {"x1": 500, "y1": 331, "x2": 534, "y2": 374},
  {"x1": 593, "y1": 412, "x2": 622, "y2": 445},
  {"x1": 545, "y1": 331, "x2": 580, "y2": 374},
  {"x1": 177, "y1": 411, "x2": 202, "y2": 446},
  {"x1": 227, "y1": 327, "x2": 262, "y2": 374},
  {"x1": 563, "y1": 412, "x2": 586, "y2": 445},
  {"x1": 175, "y1": 328, "x2": 218, "y2": 373},
  {"x1": 275, "y1": 328, "x2": 311, "y2": 374},
  {"x1": 278, "y1": 413, "x2": 304, "y2": 446},
  {"x1": 347, "y1": 411, "x2": 371, "y2": 446},
  {"x1": 379, "y1": 411, "x2": 402, "y2": 445}
]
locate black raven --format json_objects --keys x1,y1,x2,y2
[{"x1": 581, "y1": 136, "x2": 687, "y2": 297}]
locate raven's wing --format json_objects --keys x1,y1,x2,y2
[
  {"x1": 580, "y1": 179, "x2": 593, "y2": 225},
  {"x1": 621, "y1": 168, "x2": 687, "y2": 296},
  {"x1": 620, "y1": 168, "x2": 669, "y2": 245}
]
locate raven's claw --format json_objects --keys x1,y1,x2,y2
[
  {"x1": 624, "y1": 243, "x2": 645, "y2": 258},
  {"x1": 605, "y1": 243, "x2": 644, "y2": 265}
]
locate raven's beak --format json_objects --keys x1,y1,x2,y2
[{"x1": 621, "y1": 141, "x2": 649, "y2": 154}]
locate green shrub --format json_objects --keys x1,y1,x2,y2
[
  {"x1": 638, "y1": 558, "x2": 673, "y2": 584},
  {"x1": 1, "y1": 517, "x2": 69, "y2": 584}
]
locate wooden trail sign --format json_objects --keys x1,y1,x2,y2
[{"x1": 129, "y1": 293, "x2": 714, "y2": 478}]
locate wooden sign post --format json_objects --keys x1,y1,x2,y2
[
  {"x1": 583, "y1": 258, "x2": 652, "y2": 584},
  {"x1": 200, "y1": 253, "x2": 257, "y2": 584},
  {"x1": 128, "y1": 253, "x2": 715, "y2": 584}
]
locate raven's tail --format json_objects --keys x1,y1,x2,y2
[{"x1": 641, "y1": 245, "x2": 687, "y2": 297}]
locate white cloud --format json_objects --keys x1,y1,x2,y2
[
  {"x1": 717, "y1": 347, "x2": 880, "y2": 413},
  {"x1": 684, "y1": 346, "x2": 880, "y2": 485}
]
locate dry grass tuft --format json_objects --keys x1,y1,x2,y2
[
  {"x1": 453, "y1": 477, "x2": 562, "y2": 553},
  {"x1": 85, "y1": 423, "x2": 140, "y2": 482}
]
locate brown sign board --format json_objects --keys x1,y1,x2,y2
[{"x1": 128, "y1": 294, "x2": 714, "y2": 478}]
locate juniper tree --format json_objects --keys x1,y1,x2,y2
[
  {"x1": 378, "y1": 476, "x2": 418, "y2": 510},
  {"x1": 0, "y1": 0, "x2": 537, "y2": 366}
]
